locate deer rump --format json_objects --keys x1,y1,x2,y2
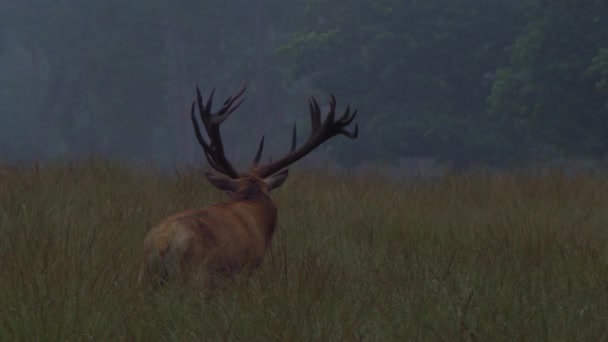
[{"x1": 139, "y1": 199, "x2": 277, "y2": 284}]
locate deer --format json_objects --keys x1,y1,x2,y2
[{"x1": 138, "y1": 84, "x2": 358, "y2": 286}]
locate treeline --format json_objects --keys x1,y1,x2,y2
[{"x1": 0, "y1": 0, "x2": 607, "y2": 168}]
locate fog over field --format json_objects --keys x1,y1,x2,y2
[{"x1": 0, "y1": 1, "x2": 607, "y2": 173}]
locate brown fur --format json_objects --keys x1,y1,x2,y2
[{"x1": 138, "y1": 176, "x2": 279, "y2": 286}]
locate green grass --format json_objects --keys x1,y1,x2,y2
[{"x1": 1, "y1": 159, "x2": 607, "y2": 340}]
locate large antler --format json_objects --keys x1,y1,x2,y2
[
  {"x1": 191, "y1": 84, "x2": 246, "y2": 178},
  {"x1": 252, "y1": 95, "x2": 358, "y2": 178}
]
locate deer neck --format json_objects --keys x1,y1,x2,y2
[{"x1": 230, "y1": 188, "x2": 278, "y2": 244}]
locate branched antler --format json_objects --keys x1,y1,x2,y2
[
  {"x1": 252, "y1": 95, "x2": 358, "y2": 178},
  {"x1": 190, "y1": 84, "x2": 246, "y2": 178},
  {"x1": 191, "y1": 86, "x2": 358, "y2": 179}
]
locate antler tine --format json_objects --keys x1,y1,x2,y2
[
  {"x1": 322, "y1": 95, "x2": 357, "y2": 136},
  {"x1": 191, "y1": 100, "x2": 229, "y2": 174},
  {"x1": 191, "y1": 85, "x2": 246, "y2": 178},
  {"x1": 205, "y1": 87, "x2": 216, "y2": 118},
  {"x1": 191, "y1": 101, "x2": 207, "y2": 149},
  {"x1": 336, "y1": 104, "x2": 358, "y2": 138},
  {"x1": 290, "y1": 123, "x2": 297, "y2": 152},
  {"x1": 252, "y1": 135, "x2": 265, "y2": 166},
  {"x1": 328, "y1": 94, "x2": 337, "y2": 120},
  {"x1": 234, "y1": 82, "x2": 247, "y2": 100},
  {"x1": 212, "y1": 85, "x2": 247, "y2": 124},
  {"x1": 335, "y1": 102, "x2": 358, "y2": 138},
  {"x1": 341, "y1": 109, "x2": 357, "y2": 125},
  {"x1": 220, "y1": 83, "x2": 245, "y2": 104},
  {"x1": 339, "y1": 123, "x2": 359, "y2": 139},
  {"x1": 195, "y1": 86, "x2": 208, "y2": 126},
  {"x1": 204, "y1": 150, "x2": 228, "y2": 174},
  {"x1": 340, "y1": 105, "x2": 351, "y2": 121},
  {"x1": 225, "y1": 98, "x2": 246, "y2": 116},
  {"x1": 308, "y1": 97, "x2": 322, "y2": 131},
  {"x1": 252, "y1": 94, "x2": 358, "y2": 178},
  {"x1": 320, "y1": 95, "x2": 337, "y2": 131}
]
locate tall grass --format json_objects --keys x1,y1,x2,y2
[{"x1": 0, "y1": 159, "x2": 607, "y2": 340}]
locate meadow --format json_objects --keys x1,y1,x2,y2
[{"x1": 0, "y1": 159, "x2": 607, "y2": 340}]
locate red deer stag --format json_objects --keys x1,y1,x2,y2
[{"x1": 138, "y1": 84, "x2": 358, "y2": 286}]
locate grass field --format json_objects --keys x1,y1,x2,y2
[{"x1": 0, "y1": 159, "x2": 607, "y2": 340}]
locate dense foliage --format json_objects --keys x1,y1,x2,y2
[{"x1": 0, "y1": 1, "x2": 606, "y2": 168}]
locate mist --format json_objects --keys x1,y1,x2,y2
[{"x1": 1, "y1": 1, "x2": 607, "y2": 174}]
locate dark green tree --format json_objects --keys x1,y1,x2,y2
[
  {"x1": 280, "y1": 0, "x2": 526, "y2": 167},
  {"x1": 489, "y1": 0, "x2": 608, "y2": 161}
]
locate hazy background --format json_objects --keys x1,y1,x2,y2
[{"x1": 1, "y1": 0, "x2": 607, "y2": 173}]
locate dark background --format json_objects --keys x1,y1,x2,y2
[{"x1": 1, "y1": 0, "x2": 607, "y2": 172}]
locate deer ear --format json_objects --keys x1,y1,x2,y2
[
  {"x1": 263, "y1": 169, "x2": 289, "y2": 190},
  {"x1": 205, "y1": 172, "x2": 239, "y2": 192}
]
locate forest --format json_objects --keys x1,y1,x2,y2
[{"x1": 1, "y1": 0, "x2": 607, "y2": 170}]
